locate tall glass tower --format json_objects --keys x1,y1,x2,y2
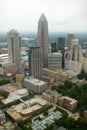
[{"x1": 37, "y1": 14, "x2": 49, "y2": 68}]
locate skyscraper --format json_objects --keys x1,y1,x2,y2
[
  {"x1": 37, "y1": 14, "x2": 49, "y2": 68},
  {"x1": 68, "y1": 33, "x2": 74, "y2": 50},
  {"x1": 28, "y1": 47, "x2": 43, "y2": 79},
  {"x1": 58, "y1": 37, "x2": 65, "y2": 68},
  {"x1": 48, "y1": 52, "x2": 62, "y2": 71},
  {"x1": 51, "y1": 41, "x2": 57, "y2": 53},
  {"x1": 7, "y1": 29, "x2": 21, "y2": 72}
]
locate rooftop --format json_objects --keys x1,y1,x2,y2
[
  {"x1": 2, "y1": 88, "x2": 28, "y2": 104},
  {"x1": 60, "y1": 96, "x2": 77, "y2": 104},
  {"x1": 25, "y1": 77, "x2": 46, "y2": 86},
  {"x1": 32, "y1": 111, "x2": 62, "y2": 130},
  {"x1": 6, "y1": 98, "x2": 49, "y2": 120}
]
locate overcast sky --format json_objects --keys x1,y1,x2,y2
[{"x1": 0, "y1": 0, "x2": 87, "y2": 32}]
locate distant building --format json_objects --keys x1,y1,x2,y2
[
  {"x1": 70, "y1": 39, "x2": 79, "y2": 49},
  {"x1": 58, "y1": 96, "x2": 78, "y2": 111},
  {"x1": 51, "y1": 41, "x2": 57, "y2": 53},
  {"x1": 28, "y1": 46, "x2": 43, "y2": 79},
  {"x1": 23, "y1": 77, "x2": 47, "y2": 94},
  {"x1": 82, "y1": 57, "x2": 87, "y2": 72},
  {"x1": 57, "y1": 37, "x2": 65, "y2": 68},
  {"x1": 37, "y1": 14, "x2": 49, "y2": 68},
  {"x1": 82, "y1": 42, "x2": 87, "y2": 50},
  {"x1": 65, "y1": 45, "x2": 83, "y2": 75},
  {"x1": 48, "y1": 52, "x2": 62, "y2": 71},
  {"x1": 42, "y1": 68, "x2": 71, "y2": 82},
  {"x1": 7, "y1": 29, "x2": 21, "y2": 72},
  {"x1": 0, "y1": 62, "x2": 17, "y2": 76},
  {"x1": 68, "y1": 33, "x2": 74, "y2": 50}
]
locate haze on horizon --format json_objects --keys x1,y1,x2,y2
[{"x1": 0, "y1": 0, "x2": 87, "y2": 32}]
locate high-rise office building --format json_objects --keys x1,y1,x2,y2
[
  {"x1": 65, "y1": 45, "x2": 83, "y2": 74},
  {"x1": 51, "y1": 41, "x2": 57, "y2": 53},
  {"x1": 48, "y1": 52, "x2": 62, "y2": 71},
  {"x1": 58, "y1": 37, "x2": 65, "y2": 68},
  {"x1": 28, "y1": 47, "x2": 43, "y2": 79},
  {"x1": 68, "y1": 33, "x2": 74, "y2": 50},
  {"x1": 7, "y1": 29, "x2": 21, "y2": 72},
  {"x1": 37, "y1": 14, "x2": 49, "y2": 68}
]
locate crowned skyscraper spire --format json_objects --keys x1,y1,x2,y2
[
  {"x1": 37, "y1": 13, "x2": 49, "y2": 68},
  {"x1": 39, "y1": 13, "x2": 47, "y2": 21}
]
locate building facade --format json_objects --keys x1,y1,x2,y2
[
  {"x1": 23, "y1": 77, "x2": 47, "y2": 94},
  {"x1": 57, "y1": 37, "x2": 65, "y2": 68},
  {"x1": 51, "y1": 41, "x2": 57, "y2": 53},
  {"x1": 37, "y1": 14, "x2": 49, "y2": 68},
  {"x1": 7, "y1": 29, "x2": 21, "y2": 72},
  {"x1": 68, "y1": 33, "x2": 74, "y2": 50},
  {"x1": 65, "y1": 45, "x2": 83, "y2": 75},
  {"x1": 48, "y1": 52, "x2": 62, "y2": 71},
  {"x1": 70, "y1": 39, "x2": 79, "y2": 49},
  {"x1": 58, "y1": 96, "x2": 78, "y2": 111},
  {"x1": 28, "y1": 47, "x2": 43, "y2": 79}
]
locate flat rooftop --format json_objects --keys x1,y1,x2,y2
[
  {"x1": 2, "y1": 88, "x2": 28, "y2": 104},
  {"x1": 32, "y1": 111, "x2": 62, "y2": 130},
  {"x1": 60, "y1": 96, "x2": 77, "y2": 104},
  {"x1": 0, "y1": 83, "x2": 17, "y2": 92},
  {"x1": 25, "y1": 76, "x2": 46, "y2": 86},
  {"x1": 6, "y1": 98, "x2": 49, "y2": 120}
]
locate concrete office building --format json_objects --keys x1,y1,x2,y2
[
  {"x1": 37, "y1": 14, "x2": 49, "y2": 68},
  {"x1": 23, "y1": 77, "x2": 47, "y2": 94},
  {"x1": 7, "y1": 29, "x2": 21, "y2": 72},
  {"x1": 68, "y1": 33, "x2": 74, "y2": 50},
  {"x1": 28, "y1": 47, "x2": 43, "y2": 79},
  {"x1": 48, "y1": 52, "x2": 62, "y2": 71},
  {"x1": 57, "y1": 37, "x2": 65, "y2": 68}
]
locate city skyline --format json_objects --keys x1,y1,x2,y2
[{"x1": 0, "y1": 0, "x2": 87, "y2": 32}]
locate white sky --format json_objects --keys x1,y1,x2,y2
[{"x1": 0, "y1": 0, "x2": 87, "y2": 32}]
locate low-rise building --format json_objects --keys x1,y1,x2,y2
[
  {"x1": 42, "y1": 68, "x2": 71, "y2": 82},
  {"x1": 84, "y1": 111, "x2": 87, "y2": 120},
  {"x1": 42, "y1": 89, "x2": 62, "y2": 103},
  {"x1": 32, "y1": 111, "x2": 62, "y2": 130},
  {"x1": 58, "y1": 96, "x2": 78, "y2": 111},
  {"x1": 23, "y1": 76, "x2": 47, "y2": 94},
  {"x1": 5, "y1": 98, "x2": 49, "y2": 121},
  {"x1": 2, "y1": 88, "x2": 28, "y2": 105}
]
